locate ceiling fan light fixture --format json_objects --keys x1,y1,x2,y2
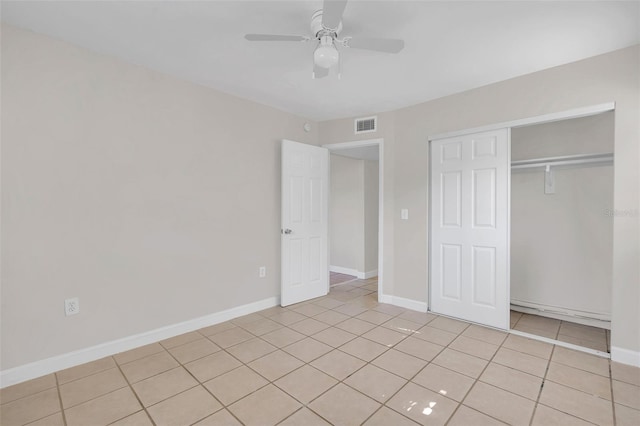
[{"x1": 314, "y1": 35, "x2": 339, "y2": 69}]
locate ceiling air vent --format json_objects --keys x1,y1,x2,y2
[{"x1": 355, "y1": 116, "x2": 377, "y2": 134}]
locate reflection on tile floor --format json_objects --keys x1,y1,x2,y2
[
  {"x1": 2, "y1": 277, "x2": 639, "y2": 426},
  {"x1": 510, "y1": 310, "x2": 611, "y2": 352},
  {"x1": 330, "y1": 271, "x2": 357, "y2": 286}
]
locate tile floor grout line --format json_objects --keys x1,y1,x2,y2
[
  {"x1": 609, "y1": 360, "x2": 618, "y2": 426},
  {"x1": 55, "y1": 369, "x2": 69, "y2": 426},
  {"x1": 527, "y1": 342, "x2": 556, "y2": 426},
  {"x1": 111, "y1": 355, "x2": 159, "y2": 426}
]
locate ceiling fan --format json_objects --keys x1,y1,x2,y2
[{"x1": 244, "y1": 0, "x2": 405, "y2": 79}]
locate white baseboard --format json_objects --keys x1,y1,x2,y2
[
  {"x1": 378, "y1": 294, "x2": 428, "y2": 312},
  {"x1": 611, "y1": 346, "x2": 640, "y2": 367},
  {"x1": 330, "y1": 265, "x2": 378, "y2": 280},
  {"x1": 510, "y1": 299, "x2": 611, "y2": 327},
  {"x1": 0, "y1": 296, "x2": 279, "y2": 388}
]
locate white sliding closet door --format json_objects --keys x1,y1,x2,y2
[{"x1": 430, "y1": 129, "x2": 510, "y2": 329}]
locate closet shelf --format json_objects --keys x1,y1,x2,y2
[{"x1": 511, "y1": 153, "x2": 613, "y2": 170}]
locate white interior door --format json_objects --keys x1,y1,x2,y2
[
  {"x1": 281, "y1": 139, "x2": 329, "y2": 306},
  {"x1": 430, "y1": 129, "x2": 510, "y2": 329}
]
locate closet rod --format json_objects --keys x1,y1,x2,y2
[{"x1": 511, "y1": 152, "x2": 613, "y2": 170}]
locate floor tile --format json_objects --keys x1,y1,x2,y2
[
  {"x1": 248, "y1": 350, "x2": 304, "y2": 381},
  {"x1": 414, "y1": 325, "x2": 458, "y2": 346},
  {"x1": 613, "y1": 379, "x2": 640, "y2": 410},
  {"x1": 432, "y1": 348, "x2": 488, "y2": 378},
  {"x1": 345, "y1": 364, "x2": 406, "y2": 403},
  {"x1": 310, "y1": 350, "x2": 366, "y2": 380},
  {"x1": 292, "y1": 303, "x2": 328, "y2": 317},
  {"x1": 60, "y1": 367, "x2": 127, "y2": 408},
  {"x1": 232, "y1": 313, "x2": 265, "y2": 325},
  {"x1": 228, "y1": 384, "x2": 301, "y2": 426},
  {"x1": 539, "y1": 380, "x2": 613, "y2": 425},
  {"x1": 0, "y1": 388, "x2": 60, "y2": 426},
  {"x1": 261, "y1": 327, "x2": 306, "y2": 347},
  {"x1": 289, "y1": 318, "x2": 330, "y2": 335},
  {"x1": 269, "y1": 310, "x2": 307, "y2": 326},
  {"x1": 147, "y1": 386, "x2": 222, "y2": 426},
  {"x1": 279, "y1": 408, "x2": 331, "y2": 426},
  {"x1": 25, "y1": 412, "x2": 66, "y2": 426},
  {"x1": 551, "y1": 346, "x2": 609, "y2": 376},
  {"x1": 372, "y1": 303, "x2": 407, "y2": 316},
  {"x1": 335, "y1": 317, "x2": 377, "y2": 335},
  {"x1": 120, "y1": 351, "x2": 179, "y2": 383},
  {"x1": 513, "y1": 323, "x2": 559, "y2": 339},
  {"x1": 363, "y1": 406, "x2": 420, "y2": 426},
  {"x1": 546, "y1": 361, "x2": 611, "y2": 400},
  {"x1": 160, "y1": 331, "x2": 202, "y2": 349},
  {"x1": 282, "y1": 337, "x2": 333, "y2": 362},
  {"x1": 56, "y1": 356, "x2": 116, "y2": 384},
  {"x1": 381, "y1": 317, "x2": 422, "y2": 335},
  {"x1": 185, "y1": 351, "x2": 242, "y2": 382},
  {"x1": 387, "y1": 382, "x2": 458, "y2": 426},
  {"x1": 206, "y1": 328, "x2": 254, "y2": 348},
  {"x1": 313, "y1": 310, "x2": 350, "y2": 325},
  {"x1": 396, "y1": 310, "x2": 438, "y2": 325},
  {"x1": 131, "y1": 366, "x2": 197, "y2": 407},
  {"x1": 615, "y1": 403, "x2": 640, "y2": 426},
  {"x1": 238, "y1": 318, "x2": 282, "y2": 336},
  {"x1": 371, "y1": 349, "x2": 427, "y2": 380},
  {"x1": 111, "y1": 410, "x2": 154, "y2": 426},
  {"x1": 558, "y1": 321, "x2": 606, "y2": 342},
  {"x1": 65, "y1": 387, "x2": 141, "y2": 426},
  {"x1": 480, "y1": 363, "x2": 542, "y2": 401},
  {"x1": 428, "y1": 316, "x2": 470, "y2": 334},
  {"x1": 339, "y1": 336, "x2": 388, "y2": 362},
  {"x1": 516, "y1": 314, "x2": 561, "y2": 332},
  {"x1": 198, "y1": 321, "x2": 237, "y2": 337},
  {"x1": 492, "y1": 347, "x2": 548, "y2": 377},
  {"x1": 312, "y1": 327, "x2": 357, "y2": 347},
  {"x1": 501, "y1": 334, "x2": 552, "y2": 359},
  {"x1": 259, "y1": 306, "x2": 289, "y2": 318},
  {"x1": 612, "y1": 361, "x2": 640, "y2": 386},
  {"x1": 557, "y1": 334, "x2": 607, "y2": 351},
  {"x1": 412, "y1": 363, "x2": 475, "y2": 402},
  {"x1": 464, "y1": 381, "x2": 535, "y2": 426},
  {"x1": 193, "y1": 409, "x2": 242, "y2": 426},
  {"x1": 204, "y1": 365, "x2": 268, "y2": 405},
  {"x1": 309, "y1": 383, "x2": 380, "y2": 426},
  {"x1": 356, "y1": 310, "x2": 394, "y2": 325},
  {"x1": 0, "y1": 374, "x2": 56, "y2": 404},
  {"x1": 275, "y1": 365, "x2": 338, "y2": 403},
  {"x1": 313, "y1": 297, "x2": 345, "y2": 310},
  {"x1": 362, "y1": 326, "x2": 407, "y2": 347},
  {"x1": 462, "y1": 325, "x2": 508, "y2": 346},
  {"x1": 333, "y1": 303, "x2": 368, "y2": 316},
  {"x1": 225, "y1": 337, "x2": 277, "y2": 363},
  {"x1": 168, "y1": 338, "x2": 221, "y2": 364},
  {"x1": 394, "y1": 336, "x2": 444, "y2": 361},
  {"x1": 449, "y1": 335, "x2": 499, "y2": 360},
  {"x1": 448, "y1": 405, "x2": 506, "y2": 426},
  {"x1": 531, "y1": 404, "x2": 593, "y2": 426}
]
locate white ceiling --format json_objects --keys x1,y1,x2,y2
[{"x1": 2, "y1": 1, "x2": 638, "y2": 121}]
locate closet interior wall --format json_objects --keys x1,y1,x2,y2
[{"x1": 510, "y1": 112, "x2": 614, "y2": 327}]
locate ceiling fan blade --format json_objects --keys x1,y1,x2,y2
[
  {"x1": 322, "y1": 0, "x2": 348, "y2": 30},
  {"x1": 345, "y1": 37, "x2": 405, "y2": 53},
  {"x1": 313, "y1": 65, "x2": 329, "y2": 79},
  {"x1": 245, "y1": 34, "x2": 309, "y2": 42}
]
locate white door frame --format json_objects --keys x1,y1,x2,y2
[
  {"x1": 323, "y1": 138, "x2": 384, "y2": 300},
  {"x1": 427, "y1": 102, "x2": 616, "y2": 354}
]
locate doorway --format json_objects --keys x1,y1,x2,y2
[{"x1": 324, "y1": 139, "x2": 384, "y2": 300}]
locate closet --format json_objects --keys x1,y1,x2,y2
[{"x1": 509, "y1": 112, "x2": 614, "y2": 353}]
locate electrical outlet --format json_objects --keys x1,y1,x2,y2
[
  {"x1": 65, "y1": 297, "x2": 79, "y2": 316},
  {"x1": 259, "y1": 266, "x2": 266, "y2": 278}
]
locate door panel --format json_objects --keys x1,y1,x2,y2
[
  {"x1": 430, "y1": 129, "x2": 509, "y2": 329},
  {"x1": 281, "y1": 140, "x2": 329, "y2": 306}
]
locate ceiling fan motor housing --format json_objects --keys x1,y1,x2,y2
[{"x1": 311, "y1": 10, "x2": 342, "y2": 39}]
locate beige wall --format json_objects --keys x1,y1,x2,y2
[
  {"x1": 329, "y1": 154, "x2": 378, "y2": 275},
  {"x1": 320, "y1": 46, "x2": 640, "y2": 357},
  {"x1": 0, "y1": 25, "x2": 318, "y2": 370},
  {"x1": 330, "y1": 154, "x2": 365, "y2": 272},
  {"x1": 511, "y1": 114, "x2": 614, "y2": 317}
]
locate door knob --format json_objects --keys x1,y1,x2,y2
[{"x1": 282, "y1": 229, "x2": 293, "y2": 234}]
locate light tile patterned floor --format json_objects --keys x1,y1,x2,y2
[
  {"x1": 1, "y1": 278, "x2": 639, "y2": 426},
  {"x1": 511, "y1": 310, "x2": 611, "y2": 352}
]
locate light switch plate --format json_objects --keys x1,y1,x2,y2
[{"x1": 401, "y1": 209, "x2": 409, "y2": 220}]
